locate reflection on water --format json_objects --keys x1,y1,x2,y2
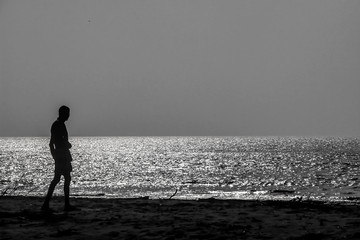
[{"x1": 0, "y1": 137, "x2": 359, "y2": 202}]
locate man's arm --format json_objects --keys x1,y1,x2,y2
[
  {"x1": 49, "y1": 121, "x2": 60, "y2": 159},
  {"x1": 49, "y1": 136, "x2": 56, "y2": 159}
]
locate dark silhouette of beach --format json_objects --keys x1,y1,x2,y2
[{"x1": 1, "y1": 196, "x2": 359, "y2": 239}]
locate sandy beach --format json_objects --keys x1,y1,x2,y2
[{"x1": 0, "y1": 196, "x2": 359, "y2": 240}]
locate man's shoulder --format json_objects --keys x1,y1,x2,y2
[
  {"x1": 51, "y1": 120, "x2": 65, "y2": 130},
  {"x1": 52, "y1": 120, "x2": 60, "y2": 127}
]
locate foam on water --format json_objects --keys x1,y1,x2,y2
[{"x1": 1, "y1": 137, "x2": 359, "y2": 202}]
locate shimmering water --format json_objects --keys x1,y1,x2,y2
[{"x1": 1, "y1": 137, "x2": 359, "y2": 202}]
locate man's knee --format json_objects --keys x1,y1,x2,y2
[
  {"x1": 51, "y1": 175, "x2": 61, "y2": 184},
  {"x1": 64, "y1": 174, "x2": 71, "y2": 184}
]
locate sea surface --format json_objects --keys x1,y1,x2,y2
[{"x1": 1, "y1": 137, "x2": 359, "y2": 203}]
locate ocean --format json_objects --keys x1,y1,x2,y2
[{"x1": 0, "y1": 137, "x2": 359, "y2": 203}]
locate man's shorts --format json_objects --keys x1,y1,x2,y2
[{"x1": 54, "y1": 149, "x2": 73, "y2": 175}]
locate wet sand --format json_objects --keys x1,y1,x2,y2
[{"x1": 0, "y1": 196, "x2": 359, "y2": 239}]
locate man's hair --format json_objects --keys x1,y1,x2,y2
[{"x1": 59, "y1": 105, "x2": 70, "y2": 117}]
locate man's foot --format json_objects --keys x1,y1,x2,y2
[{"x1": 64, "y1": 205, "x2": 80, "y2": 212}]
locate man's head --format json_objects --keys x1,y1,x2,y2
[{"x1": 58, "y1": 105, "x2": 70, "y2": 122}]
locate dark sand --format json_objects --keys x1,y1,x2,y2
[{"x1": 0, "y1": 196, "x2": 359, "y2": 239}]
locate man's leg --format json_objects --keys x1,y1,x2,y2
[
  {"x1": 63, "y1": 172, "x2": 79, "y2": 211},
  {"x1": 42, "y1": 173, "x2": 61, "y2": 210},
  {"x1": 63, "y1": 172, "x2": 71, "y2": 208}
]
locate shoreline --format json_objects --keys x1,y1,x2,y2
[{"x1": 1, "y1": 196, "x2": 359, "y2": 239}]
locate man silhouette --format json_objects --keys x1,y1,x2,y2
[{"x1": 42, "y1": 105, "x2": 77, "y2": 212}]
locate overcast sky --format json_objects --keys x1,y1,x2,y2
[{"x1": 1, "y1": 0, "x2": 359, "y2": 136}]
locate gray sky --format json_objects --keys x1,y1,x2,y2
[{"x1": 1, "y1": 0, "x2": 359, "y2": 136}]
